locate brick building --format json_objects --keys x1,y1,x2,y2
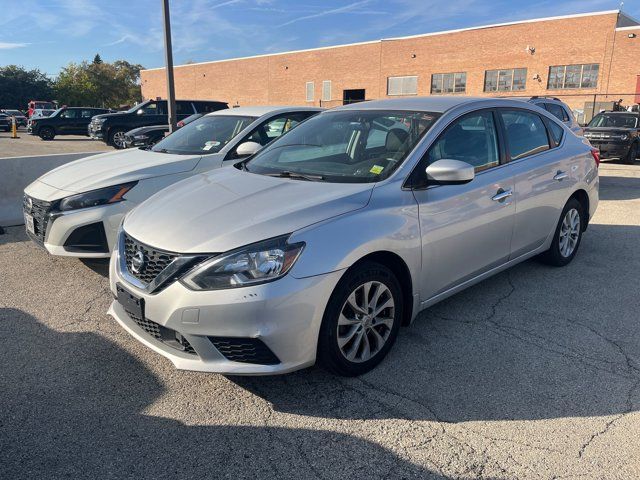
[{"x1": 140, "y1": 10, "x2": 640, "y2": 116}]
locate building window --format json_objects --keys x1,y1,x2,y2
[
  {"x1": 484, "y1": 68, "x2": 527, "y2": 92},
  {"x1": 387, "y1": 76, "x2": 418, "y2": 96},
  {"x1": 322, "y1": 80, "x2": 332, "y2": 102},
  {"x1": 431, "y1": 72, "x2": 466, "y2": 94},
  {"x1": 547, "y1": 64, "x2": 599, "y2": 89},
  {"x1": 306, "y1": 82, "x2": 314, "y2": 102}
]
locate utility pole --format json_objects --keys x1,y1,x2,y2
[{"x1": 162, "y1": 0, "x2": 177, "y2": 132}]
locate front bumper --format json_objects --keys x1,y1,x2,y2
[
  {"x1": 23, "y1": 193, "x2": 133, "y2": 258},
  {"x1": 108, "y1": 243, "x2": 344, "y2": 375},
  {"x1": 588, "y1": 140, "x2": 631, "y2": 159},
  {"x1": 88, "y1": 123, "x2": 105, "y2": 140}
]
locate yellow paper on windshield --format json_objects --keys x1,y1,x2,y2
[{"x1": 370, "y1": 165, "x2": 384, "y2": 174}]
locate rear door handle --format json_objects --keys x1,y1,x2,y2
[
  {"x1": 553, "y1": 171, "x2": 568, "y2": 181},
  {"x1": 492, "y1": 188, "x2": 513, "y2": 202}
]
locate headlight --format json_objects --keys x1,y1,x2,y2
[
  {"x1": 59, "y1": 182, "x2": 137, "y2": 211},
  {"x1": 181, "y1": 235, "x2": 305, "y2": 290},
  {"x1": 94, "y1": 118, "x2": 107, "y2": 123},
  {"x1": 133, "y1": 134, "x2": 147, "y2": 140}
]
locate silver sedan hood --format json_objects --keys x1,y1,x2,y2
[
  {"x1": 36, "y1": 149, "x2": 201, "y2": 194},
  {"x1": 124, "y1": 166, "x2": 373, "y2": 253}
]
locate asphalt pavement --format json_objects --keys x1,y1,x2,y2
[
  {"x1": 0, "y1": 128, "x2": 111, "y2": 158},
  {"x1": 0, "y1": 162, "x2": 639, "y2": 479}
]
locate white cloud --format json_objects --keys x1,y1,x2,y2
[
  {"x1": 0, "y1": 42, "x2": 28, "y2": 49},
  {"x1": 277, "y1": 0, "x2": 376, "y2": 27}
]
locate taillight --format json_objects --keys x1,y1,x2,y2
[{"x1": 590, "y1": 148, "x2": 600, "y2": 167}]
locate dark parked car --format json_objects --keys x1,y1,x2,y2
[
  {"x1": 122, "y1": 113, "x2": 205, "y2": 148},
  {"x1": 583, "y1": 111, "x2": 640, "y2": 164},
  {"x1": 0, "y1": 113, "x2": 11, "y2": 132},
  {"x1": 89, "y1": 99, "x2": 228, "y2": 149},
  {"x1": 30, "y1": 106, "x2": 113, "y2": 140},
  {"x1": 1, "y1": 109, "x2": 28, "y2": 127}
]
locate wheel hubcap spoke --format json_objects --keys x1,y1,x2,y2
[
  {"x1": 558, "y1": 208, "x2": 580, "y2": 258},
  {"x1": 337, "y1": 280, "x2": 395, "y2": 363}
]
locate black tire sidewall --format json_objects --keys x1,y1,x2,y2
[
  {"x1": 544, "y1": 198, "x2": 584, "y2": 267},
  {"x1": 39, "y1": 127, "x2": 54, "y2": 140},
  {"x1": 626, "y1": 143, "x2": 638, "y2": 164},
  {"x1": 317, "y1": 261, "x2": 403, "y2": 376}
]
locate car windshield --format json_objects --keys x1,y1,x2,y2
[
  {"x1": 151, "y1": 115, "x2": 257, "y2": 155},
  {"x1": 243, "y1": 110, "x2": 440, "y2": 183},
  {"x1": 49, "y1": 108, "x2": 65, "y2": 117},
  {"x1": 588, "y1": 113, "x2": 638, "y2": 128}
]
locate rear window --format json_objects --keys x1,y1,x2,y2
[{"x1": 588, "y1": 114, "x2": 638, "y2": 128}]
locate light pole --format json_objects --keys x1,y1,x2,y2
[{"x1": 162, "y1": 0, "x2": 177, "y2": 132}]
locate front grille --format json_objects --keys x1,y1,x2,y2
[
  {"x1": 23, "y1": 195, "x2": 53, "y2": 244},
  {"x1": 209, "y1": 337, "x2": 280, "y2": 365},
  {"x1": 124, "y1": 233, "x2": 178, "y2": 286},
  {"x1": 125, "y1": 308, "x2": 196, "y2": 355}
]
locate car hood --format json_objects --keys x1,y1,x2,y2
[
  {"x1": 127, "y1": 125, "x2": 169, "y2": 135},
  {"x1": 35, "y1": 148, "x2": 201, "y2": 195},
  {"x1": 124, "y1": 166, "x2": 374, "y2": 254},
  {"x1": 93, "y1": 111, "x2": 127, "y2": 121}
]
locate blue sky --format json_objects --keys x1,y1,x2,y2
[{"x1": 0, "y1": 0, "x2": 638, "y2": 77}]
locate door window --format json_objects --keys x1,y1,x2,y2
[
  {"x1": 544, "y1": 103, "x2": 569, "y2": 122},
  {"x1": 176, "y1": 102, "x2": 195, "y2": 115},
  {"x1": 137, "y1": 102, "x2": 166, "y2": 115},
  {"x1": 246, "y1": 112, "x2": 317, "y2": 146},
  {"x1": 59, "y1": 109, "x2": 79, "y2": 119},
  {"x1": 500, "y1": 110, "x2": 550, "y2": 161},
  {"x1": 80, "y1": 109, "x2": 94, "y2": 118},
  {"x1": 426, "y1": 111, "x2": 499, "y2": 172}
]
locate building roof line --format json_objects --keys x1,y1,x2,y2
[
  {"x1": 616, "y1": 25, "x2": 640, "y2": 31},
  {"x1": 141, "y1": 9, "x2": 621, "y2": 73}
]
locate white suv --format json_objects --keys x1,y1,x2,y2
[{"x1": 23, "y1": 106, "x2": 321, "y2": 257}]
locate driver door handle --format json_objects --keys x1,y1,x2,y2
[
  {"x1": 492, "y1": 188, "x2": 513, "y2": 202},
  {"x1": 553, "y1": 171, "x2": 568, "y2": 181}
]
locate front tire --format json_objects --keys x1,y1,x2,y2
[
  {"x1": 317, "y1": 261, "x2": 403, "y2": 376},
  {"x1": 39, "y1": 127, "x2": 55, "y2": 140},
  {"x1": 108, "y1": 128, "x2": 127, "y2": 149},
  {"x1": 624, "y1": 142, "x2": 638, "y2": 165},
  {"x1": 539, "y1": 198, "x2": 584, "y2": 267}
]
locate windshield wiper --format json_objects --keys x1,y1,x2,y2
[{"x1": 264, "y1": 171, "x2": 325, "y2": 181}]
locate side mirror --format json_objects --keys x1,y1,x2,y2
[
  {"x1": 235, "y1": 141, "x2": 262, "y2": 158},
  {"x1": 425, "y1": 159, "x2": 475, "y2": 185}
]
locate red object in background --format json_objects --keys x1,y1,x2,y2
[
  {"x1": 27, "y1": 100, "x2": 56, "y2": 118},
  {"x1": 635, "y1": 75, "x2": 640, "y2": 105}
]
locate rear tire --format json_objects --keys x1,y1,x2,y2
[
  {"x1": 39, "y1": 127, "x2": 55, "y2": 140},
  {"x1": 624, "y1": 142, "x2": 638, "y2": 165},
  {"x1": 108, "y1": 128, "x2": 127, "y2": 149},
  {"x1": 539, "y1": 198, "x2": 585, "y2": 267},
  {"x1": 317, "y1": 261, "x2": 403, "y2": 376}
]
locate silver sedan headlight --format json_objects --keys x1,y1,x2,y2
[
  {"x1": 59, "y1": 182, "x2": 137, "y2": 211},
  {"x1": 180, "y1": 235, "x2": 305, "y2": 290}
]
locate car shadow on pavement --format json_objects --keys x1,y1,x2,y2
[
  {"x1": 0, "y1": 308, "x2": 446, "y2": 479},
  {"x1": 233, "y1": 224, "x2": 640, "y2": 424},
  {"x1": 598, "y1": 174, "x2": 640, "y2": 200}
]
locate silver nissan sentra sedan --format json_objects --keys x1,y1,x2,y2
[{"x1": 109, "y1": 97, "x2": 599, "y2": 376}]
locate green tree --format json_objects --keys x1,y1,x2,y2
[
  {"x1": 54, "y1": 59, "x2": 143, "y2": 108},
  {"x1": 0, "y1": 65, "x2": 54, "y2": 110},
  {"x1": 93, "y1": 53, "x2": 103, "y2": 64}
]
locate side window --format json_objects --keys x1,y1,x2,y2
[
  {"x1": 80, "y1": 109, "x2": 94, "y2": 118},
  {"x1": 427, "y1": 111, "x2": 499, "y2": 173},
  {"x1": 176, "y1": 102, "x2": 195, "y2": 115},
  {"x1": 138, "y1": 102, "x2": 158, "y2": 115},
  {"x1": 60, "y1": 109, "x2": 78, "y2": 119},
  {"x1": 246, "y1": 112, "x2": 315, "y2": 146},
  {"x1": 546, "y1": 120, "x2": 564, "y2": 146},
  {"x1": 545, "y1": 103, "x2": 569, "y2": 122},
  {"x1": 500, "y1": 110, "x2": 550, "y2": 161}
]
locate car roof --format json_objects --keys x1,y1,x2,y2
[
  {"x1": 333, "y1": 96, "x2": 536, "y2": 113},
  {"x1": 595, "y1": 111, "x2": 637, "y2": 115},
  {"x1": 206, "y1": 106, "x2": 323, "y2": 117}
]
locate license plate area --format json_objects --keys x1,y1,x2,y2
[
  {"x1": 116, "y1": 283, "x2": 144, "y2": 319},
  {"x1": 25, "y1": 214, "x2": 35, "y2": 235}
]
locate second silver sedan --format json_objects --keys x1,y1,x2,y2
[{"x1": 109, "y1": 97, "x2": 599, "y2": 376}]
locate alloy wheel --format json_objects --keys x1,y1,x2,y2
[
  {"x1": 112, "y1": 131, "x2": 127, "y2": 148},
  {"x1": 337, "y1": 281, "x2": 395, "y2": 363},
  {"x1": 559, "y1": 208, "x2": 580, "y2": 258}
]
